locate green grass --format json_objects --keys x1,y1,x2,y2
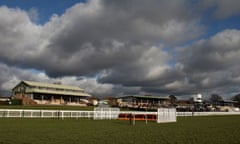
[{"x1": 0, "y1": 116, "x2": 240, "y2": 144}]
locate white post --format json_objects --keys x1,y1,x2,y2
[
  {"x1": 20, "y1": 110, "x2": 22, "y2": 118},
  {"x1": 61, "y1": 111, "x2": 64, "y2": 120}
]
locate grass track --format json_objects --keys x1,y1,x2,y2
[{"x1": 0, "y1": 116, "x2": 240, "y2": 144}]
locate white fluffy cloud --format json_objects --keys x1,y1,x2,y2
[
  {"x1": 174, "y1": 29, "x2": 240, "y2": 97},
  {"x1": 0, "y1": 0, "x2": 203, "y2": 76}
]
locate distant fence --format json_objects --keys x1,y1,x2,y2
[
  {"x1": 0, "y1": 109, "x2": 240, "y2": 119},
  {"x1": 177, "y1": 111, "x2": 240, "y2": 116}
]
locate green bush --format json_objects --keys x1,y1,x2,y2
[{"x1": 10, "y1": 99, "x2": 22, "y2": 105}]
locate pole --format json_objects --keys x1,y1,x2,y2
[
  {"x1": 145, "y1": 114, "x2": 148, "y2": 124},
  {"x1": 133, "y1": 113, "x2": 135, "y2": 125}
]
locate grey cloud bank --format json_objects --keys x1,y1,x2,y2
[{"x1": 0, "y1": 0, "x2": 240, "y2": 98}]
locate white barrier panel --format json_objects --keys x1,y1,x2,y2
[
  {"x1": 157, "y1": 108, "x2": 177, "y2": 123},
  {"x1": 93, "y1": 107, "x2": 120, "y2": 120}
]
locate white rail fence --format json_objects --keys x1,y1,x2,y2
[
  {"x1": 177, "y1": 111, "x2": 240, "y2": 116},
  {"x1": 0, "y1": 109, "x2": 94, "y2": 119},
  {"x1": 0, "y1": 109, "x2": 240, "y2": 119}
]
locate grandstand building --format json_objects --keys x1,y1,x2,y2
[
  {"x1": 12, "y1": 80, "x2": 91, "y2": 106},
  {"x1": 117, "y1": 95, "x2": 170, "y2": 110}
]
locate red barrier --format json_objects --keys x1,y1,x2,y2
[{"x1": 118, "y1": 113, "x2": 157, "y2": 121}]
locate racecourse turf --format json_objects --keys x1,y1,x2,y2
[{"x1": 0, "y1": 115, "x2": 239, "y2": 144}]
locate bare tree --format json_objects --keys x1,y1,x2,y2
[
  {"x1": 169, "y1": 95, "x2": 177, "y2": 106},
  {"x1": 232, "y1": 94, "x2": 240, "y2": 107},
  {"x1": 209, "y1": 94, "x2": 223, "y2": 103}
]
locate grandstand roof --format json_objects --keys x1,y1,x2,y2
[
  {"x1": 12, "y1": 80, "x2": 91, "y2": 97},
  {"x1": 22, "y1": 80, "x2": 84, "y2": 91}
]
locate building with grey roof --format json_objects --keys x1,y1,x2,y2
[{"x1": 12, "y1": 80, "x2": 91, "y2": 106}]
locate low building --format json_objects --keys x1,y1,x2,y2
[
  {"x1": 12, "y1": 80, "x2": 91, "y2": 106},
  {"x1": 0, "y1": 96, "x2": 10, "y2": 105},
  {"x1": 214, "y1": 100, "x2": 239, "y2": 112},
  {"x1": 117, "y1": 95, "x2": 170, "y2": 110}
]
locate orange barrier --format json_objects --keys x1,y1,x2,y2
[{"x1": 118, "y1": 113, "x2": 157, "y2": 121}]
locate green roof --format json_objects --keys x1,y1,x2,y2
[
  {"x1": 23, "y1": 80, "x2": 84, "y2": 91},
  {"x1": 13, "y1": 80, "x2": 92, "y2": 97},
  {"x1": 27, "y1": 88, "x2": 91, "y2": 97}
]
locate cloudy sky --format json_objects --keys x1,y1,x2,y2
[{"x1": 0, "y1": 0, "x2": 240, "y2": 99}]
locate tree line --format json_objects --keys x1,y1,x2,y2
[{"x1": 169, "y1": 93, "x2": 240, "y2": 105}]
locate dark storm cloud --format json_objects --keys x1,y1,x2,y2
[
  {"x1": 41, "y1": 0, "x2": 202, "y2": 77},
  {"x1": 0, "y1": 63, "x2": 141, "y2": 97},
  {"x1": 200, "y1": 0, "x2": 240, "y2": 19},
  {"x1": 1, "y1": 1, "x2": 240, "y2": 98}
]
